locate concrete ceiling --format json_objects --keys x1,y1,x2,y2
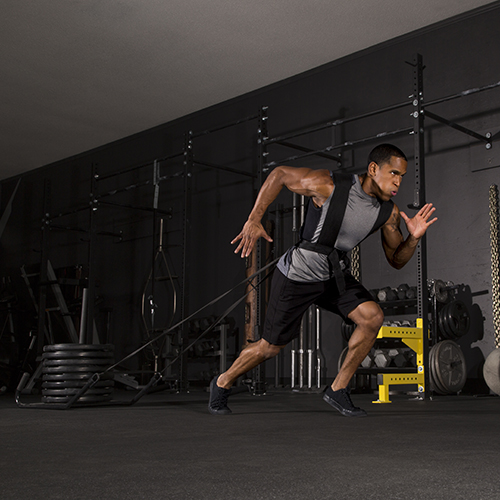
[{"x1": 0, "y1": 0, "x2": 496, "y2": 181}]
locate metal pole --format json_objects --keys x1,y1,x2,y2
[
  {"x1": 252, "y1": 106, "x2": 268, "y2": 395},
  {"x1": 179, "y1": 132, "x2": 193, "y2": 391},
  {"x1": 307, "y1": 307, "x2": 313, "y2": 389},
  {"x1": 315, "y1": 306, "x2": 323, "y2": 389},
  {"x1": 37, "y1": 179, "x2": 51, "y2": 354},
  {"x1": 412, "y1": 53, "x2": 430, "y2": 399},
  {"x1": 219, "y1": 324, "x2": 228, "y2": 374},
  {"x1": 290, "y1": 192, "x2": 300, "y2": 389},
  {"x1": 79, "y1": 288, "x2": 89, "y2": 344},
  {"x1": 192, "y1": 113, "x2": 260, "y2": 138},
  {"x1": 85, "y1": 163, "x2": 98, "y2": 344},
  {"x1": 298, "y1": 194, "x2": 306, "y2": 389}
]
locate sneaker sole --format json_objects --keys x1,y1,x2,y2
[{"x1": 323, "y1": 393, "x2": 367, "y2": 417}]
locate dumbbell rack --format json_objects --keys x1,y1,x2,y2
[{"x1": 372, "y1": 318, "x2": 425, "y2": 403}]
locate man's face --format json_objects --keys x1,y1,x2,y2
[{"x1": 370, "y1": 156, "x2": 408, "y2": 201}]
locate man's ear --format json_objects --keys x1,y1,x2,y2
[{"x1": 367, "y1": 161, "x2": 379, "y2": 178}]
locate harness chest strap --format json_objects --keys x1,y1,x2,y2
[{"x1": 297, "y1": 172, "x2": 394, "y2": 294}]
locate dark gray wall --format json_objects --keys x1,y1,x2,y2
[{"x1": 2, "y1": 3, "x2": 500, "y2": 387}]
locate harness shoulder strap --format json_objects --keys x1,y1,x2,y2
[
  {"x1": 316, "y1": 172, "x2": 353, "y2": 249},
  {"x1": 368, "y1": 199, "x2": 394, "y2": 235}
]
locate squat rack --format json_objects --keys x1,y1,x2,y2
[
  {"x1": 27, "y1": 110, "x2": 262, "y2": 396},
  {"x1": 257, "y1": 53, "x2": 499, "y2": 399}
]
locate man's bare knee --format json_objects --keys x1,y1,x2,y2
[
  {"x1": 256, "y1": 339, "x2": 283, "y2": 360},
  {"x1": 349, "y1": 302, "x2": 384, "y2": 337},
  {"x1": 364, "y1": 307, "x2": 384, "y2": 332}
]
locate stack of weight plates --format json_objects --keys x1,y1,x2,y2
[
  {"x1": 41, "y1": 344, "x2": 115, "y2": 405},
  {"x1": 429, "y1": 340, "x2": 467, "y2": 395},
  {"x1": 438, "y1": 300, "x2": 470, "y2": 340}
]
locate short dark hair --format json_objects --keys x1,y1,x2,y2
[{"x1": 368, "y1": 144, "x2": 407, "y2": 166}]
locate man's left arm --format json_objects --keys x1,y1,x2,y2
[{"x1": 381, "y1": 203, "x2": 437, "y2": 270}]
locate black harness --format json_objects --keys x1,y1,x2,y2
[{"x1": 297, "y1": 172, "x2": 394, "y2": 294}]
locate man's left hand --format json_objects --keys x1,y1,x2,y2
[{"x1": 400, "y1": 203, "x2": 437, "y2": 240}]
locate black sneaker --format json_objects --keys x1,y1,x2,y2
[
  {"x1": 323, "y1": 386, "x2": 367, "y2": 417},
  {"x1": 208, "y1": 376, "x2": 232, "y2": 415}
]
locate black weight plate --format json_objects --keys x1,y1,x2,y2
[
  {"x1": 42, "y1": 351, "x2": 115, "y2": 360},
  {"x1": 429, "y1": 345, "x2": 445, "y2": 394},
  {"x1": 437, "y1": 309, "x2": 447, "y2": 339},
  {"x1": 443, "y1": 304, "x2": 455, "y2": 340},
  {"x1": 446, "y1": 302, "x2": 459, "y2": 340},
  {"x1": 42, "y1": 380, "x2": 114, "y2": 389},
  {"x1": 42, "y1": 372, "x2": 114, "y2": 381},
  {"x1": 43, "y1": 358, "x2": 113, "y2": 366},
  {"x1": 431, "y1": 343, "x2": 448, "y2": 394},
  {"x1": 41, "y1": 394, "x2": 113, "y2": 404},
  {"x1": 447, "y1": 300, "x2": 470, "y2": 337},
  {"x1": 434, "y1": 340, "x2": 467, "y2": 393},
  {"x1": 43, "y1": 344, "x2": 114, "y2": 352},
  {"x1": 429, "y1": 344, "x2": 436, "y2": 391},
  {"x1": 429, "y1": 345, "x2": 437, "y2": 392},
  {"x1": 438, "y1": 307, "x2": 450, "y2": 340},
  {"x1": 42, "y1": 387, "x2": 113, "y2": 396},
  {"x1": 441, "y1": 303, "x2": 456, "y2": 340},
  {"x1": 42, "y1": 365, "x2": 104, "y2": 374}
]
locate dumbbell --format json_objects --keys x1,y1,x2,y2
[
  {"x1": 397, "y1": 284, "x2": 409, "y2": 300},
  {"x1": 377, "y1": 287, "x2": 397, "y2": 302},
  {"x1": 374, "y1": 349, "x2": 391, "y2": 368},
  {"x1": 361, "y1": 352, "x2": 374, "y2": 368},
  {"x1": 388, "y1": 348, "x2": 408, "y2": 368}
]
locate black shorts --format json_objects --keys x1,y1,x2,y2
[{"x1": 262, "y1": 269, "x2": 374, "y2": 346}]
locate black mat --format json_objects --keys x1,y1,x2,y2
[{"x1": 2, "y1": 388, "x2": 500, "y2": 499}]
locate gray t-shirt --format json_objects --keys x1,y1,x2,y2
[{"x1": 277, "y1": 175, "x2": 381, "y2": 282}]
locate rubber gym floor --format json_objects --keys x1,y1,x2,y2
[{"x1": 2, "y1": 387, "x2": 499, "y2": 500}]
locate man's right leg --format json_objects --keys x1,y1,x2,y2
[
  {"x1": 209, "y1": 270, "x2": 320, "y2": 415},
  {"x1": 208, "y1": 339, "x2": 284, "y2": 415},
  {"x1": 218, "y1": 339, "x2": 284, "y2": 389}
]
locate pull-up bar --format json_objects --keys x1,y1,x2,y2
[
  {"x1": 191, "y1": 113, "x2": 260, "y2": 138},
  {"x1": 264, "y1": 127, "x2": 413, "y2": 169},
  {"x1": 96, "y1": 152, "x2": 184, "y2": 182},
  {"x1": 264, "y1": 100, "x2": 411, "y2": 146},
  {"x1": 425, "y1": 80, "x2": 500, "y2": 108}
]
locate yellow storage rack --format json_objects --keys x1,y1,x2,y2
[{"x1": 373, "y1": 318, "x2": 424, "y2": 403}]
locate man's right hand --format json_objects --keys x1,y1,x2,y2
[{"x1": 231, "y1": 220, "x2": 273, "y2": 258}]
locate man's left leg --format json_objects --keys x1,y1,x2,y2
[{"x1": 323, "y1": 301, "x2": 383, "y2": 417}]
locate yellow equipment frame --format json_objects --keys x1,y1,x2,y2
[{"x1": 372, "y1": 318, "x2": 424, "y2": 403}]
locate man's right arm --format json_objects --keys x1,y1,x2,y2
[{"x1": 231, "y1": 166, "x2": 332, "y2": 258}]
